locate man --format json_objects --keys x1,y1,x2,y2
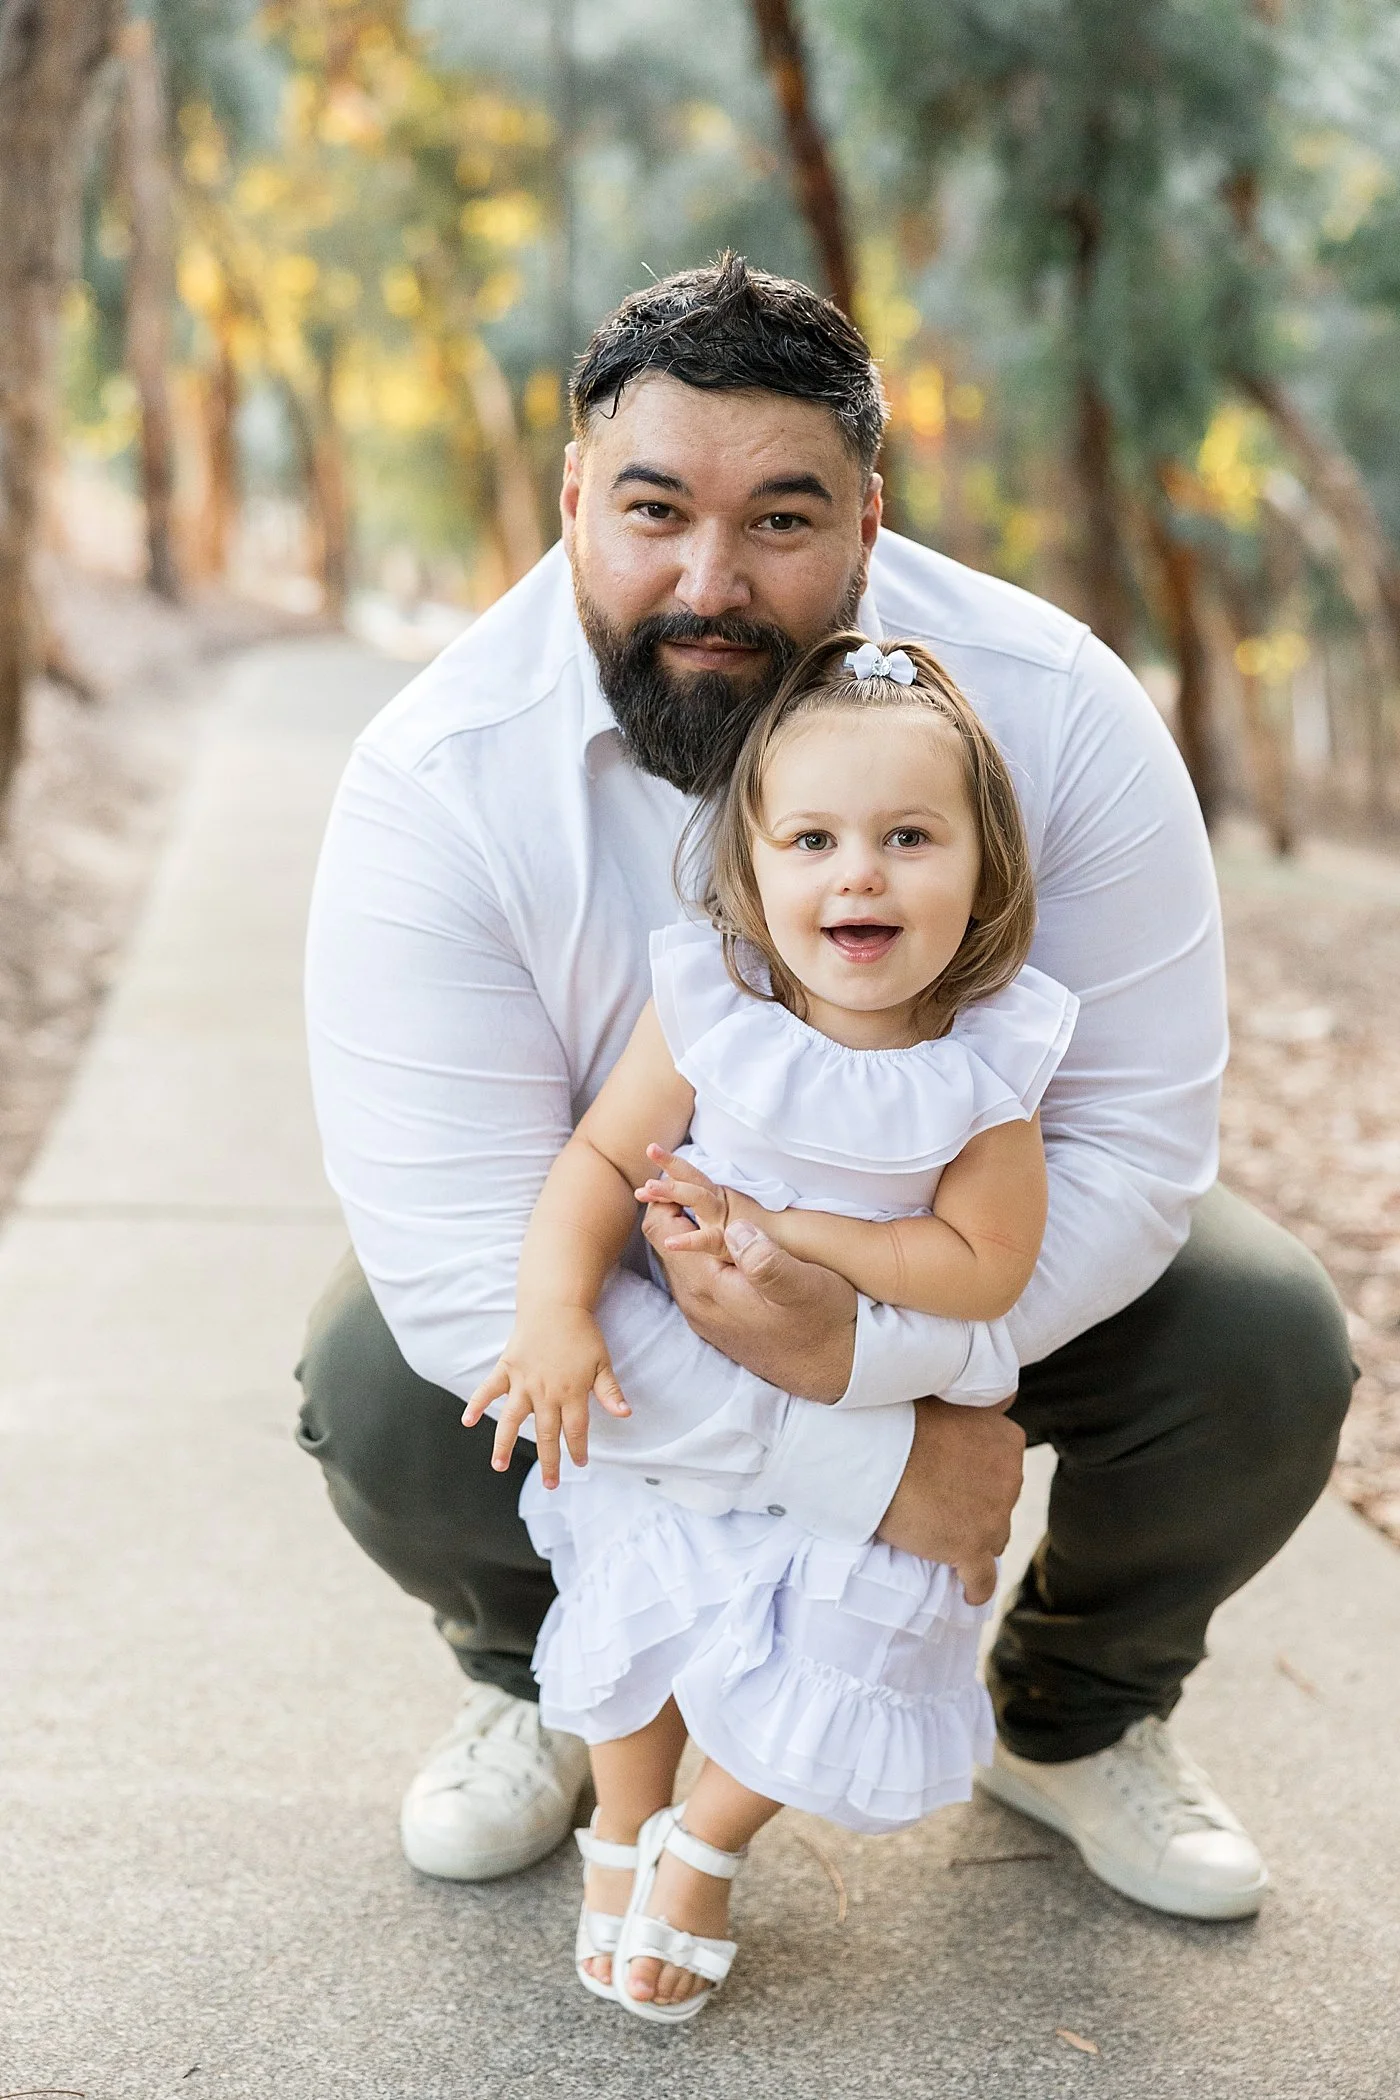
[{"x1": 299, "y1": 256, "x2": 1352, "y2": 1920}]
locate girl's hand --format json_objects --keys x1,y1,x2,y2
[
  {"x1": 634, "y1": 1145, "x2": 773, "y2": 1259},
  {"x1": 461, "y1": 1309, "x2": 630, "y2": 1490}
]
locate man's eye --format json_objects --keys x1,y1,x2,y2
[
  {"x1": 761, "y1": 512, "x2": 806, "y2": 533},
  {"x1": 888, "y1": 827, "x2": 929, "y2": 848},
  {"x1": 631, "y1": 502, "x2": 675, "y2": 522},
  {"x1": 794, "y1": 830, "x2": 832, "y2": 851}
]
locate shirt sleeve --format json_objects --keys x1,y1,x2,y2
[
  {"x1": 800, "y1": 630, "x2": 1226, "y2": 1416},
  {"x1": 303, "y1": 742, "x2": 909, "y2": 1544}
]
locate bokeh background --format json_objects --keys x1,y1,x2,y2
[{"x1": 4, "y1": 0, "x2": 1400, "y2": 1538}]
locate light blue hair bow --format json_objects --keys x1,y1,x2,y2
[{"x1": 843, "y1": 641, "x2": 916, "y2": 685}]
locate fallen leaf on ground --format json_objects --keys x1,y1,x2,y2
[{"x1": 1056, "y1": 2029, "x2": 1100, "y2": 2056}]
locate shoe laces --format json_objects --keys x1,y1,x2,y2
[
  {"x1": 1100, "y1": 1718, "x2": 1230, "y2": 1844},
  {"x1": 421, "y1": 1686, "x2": 555, "y2": 1802}
]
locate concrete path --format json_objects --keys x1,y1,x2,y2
[{"x1": 3, "y1": 638, "x2": 1398, "y2": 2100}]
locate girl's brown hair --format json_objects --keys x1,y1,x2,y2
[{"x1": 680, "y1": 631, "x2": 1037, "y2": 1037}]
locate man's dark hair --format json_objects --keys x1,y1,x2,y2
[{"x1": 570, "y1": 252, "x2": 888, "y2": 472}]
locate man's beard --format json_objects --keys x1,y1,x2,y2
[{"x1": 575, "y1": 576, "x2": 863, "y2": 795}]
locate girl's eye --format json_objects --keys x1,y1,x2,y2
[
  {"x1": 794, "y1": 830, "x2": 833, "y2": 852},
  {"x1": 888, "y1": 827, "x2": 929, "y2": 849}
]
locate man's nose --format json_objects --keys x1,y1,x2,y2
[{"x1": 673, "y1": 523, "x2": 752, "y2": 619}]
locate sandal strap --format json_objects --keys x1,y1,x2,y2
[
  {"x1": 625, "y1": 1914, "x2": 737, "y2": 1986},
  {"x1": 578, "y1": 1908, "x2": 625, "y2": 1956},
  {"x1": 575, "y1": 1825, "x2": 638, "y2": 1871},
  {"x1": 664, "y1": 1819, "x2": 746, "y2": 1881}
]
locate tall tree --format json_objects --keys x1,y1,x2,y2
[
  {"x1": 118, "y1": 10, "x2": 181, "y2": 600},
  {"x1": 749, "y1": 0, "x2": 855, "y2": 317},
  {"x1": 0, "y1": 0, "x2": 124, "y2": 801}
]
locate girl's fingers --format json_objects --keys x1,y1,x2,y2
[
  {"x1": 491, "y1": 1411, "x2": 522, "y2": 1472},
  {"x1": 462, "y1": 1363, "x2": 510, "y2": 1427},
  {"x1": 593, "y1": 1365, "x2": 631, "y2": 1417},
  {"x1": 646, "y1": 1144, "x2": 718, "y2": 1195},
  {"x1": 563, "y1": 1408, "x2": 590, "y2": 1470},
  {"x1": 535, "y1": 1416, "x2": 562, "y2": 1490},
  {"x1": 665, "y1": 1224, "x2": 727, "y2": 1257}
]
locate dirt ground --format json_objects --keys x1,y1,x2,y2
[
  {"x1": 1215, "y1": 822, "x2": 1400, "y2": 1545},
  {"x1": 2, "y1": 597, "x2": 1399, "y2": 1548}
]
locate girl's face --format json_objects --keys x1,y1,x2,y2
[{"x1": 751, "y1": 704, "x2": 983, "y2": 1047}]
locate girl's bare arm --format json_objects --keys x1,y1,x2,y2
[
  {"x1": 463, "y1": 1000, "x2": 695, "y2": 1483},
  {"x1": 640, "y1": 1115, "x2": 1047, "y2": 1324}
]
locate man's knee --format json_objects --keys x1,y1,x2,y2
[
  {"x1": 1164, "y1": 1185, "x2": 1355, "y2": 1472},
  {"x1": 295, "y1": 1250, "x2": 462, "y2": 1523}
]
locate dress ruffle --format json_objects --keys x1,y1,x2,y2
[
  {"x1": 649, "y1": 919, "x2": 1078, "y2": 1176},
  {"x1": 523, "y1": 1466, "x2": 996, "y2": 1836}
]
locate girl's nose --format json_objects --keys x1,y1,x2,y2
[{"x1": 835, "y1": 847, "x2": 885, "y2": 894}]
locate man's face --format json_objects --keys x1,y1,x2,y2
[{"x1": 561, "y1": 373, "x2": 881, "y2": 791}]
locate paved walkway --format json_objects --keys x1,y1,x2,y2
[{"x1": 2, "y1": 638, "x2": 1398, "y2": 2100}]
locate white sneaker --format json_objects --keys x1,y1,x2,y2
[
  {"x1": 400, "y1": 1683, "x2": 591, "y2": 1882},
  {"x1": 977, "y1": 1716, "x2": 1269, "y2": 1920}
]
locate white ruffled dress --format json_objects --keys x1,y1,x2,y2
[{"x1": 521, "y1": 920, "x2": 1078, "y2": 1835}]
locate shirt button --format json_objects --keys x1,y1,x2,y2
[
  {"x1": 767, "y1": 1504, "x2": 786, "y2": 1518},
  {"x1": 645, "y1": 1477, "x2": 660, "y2": 1487}
]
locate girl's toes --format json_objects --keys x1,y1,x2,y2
[
  {"x1": 624, "y1": 1955, "x2": 661, "y2": 2002},
  {"x1": 584, "y1": 1954, "x2": 612, "y2": 1987}
]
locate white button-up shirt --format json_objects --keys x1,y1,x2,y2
[{"x1": 305, "y1": 531, "x2": 1225, "y2": 1545}]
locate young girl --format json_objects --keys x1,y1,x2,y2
[{"x1": 464, "y1": 633, "x2": 1077, "y2": 2023}]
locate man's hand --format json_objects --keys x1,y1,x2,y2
[
  {"x1": 642, "y1": 1196, "x2": 857, "y2": 1402},
  {"x1": 877, "y1": 1397, "x2": 1025, "y2": 1603}
]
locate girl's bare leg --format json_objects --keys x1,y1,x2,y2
[
  {"x1": 625, "y1": 1757, "x2": 783, "y2": 2009},
  {"x1": 582, "y1": 1699, "x2": 689, "y2": 1987}
]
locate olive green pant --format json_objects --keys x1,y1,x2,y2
[{"x1": 295, "y1": 1184, "x2": 1355, "y2": 1762}]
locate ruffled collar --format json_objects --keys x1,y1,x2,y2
[{"x1": 650, "y1": 919, "x2": 1078, "y2": 1174}]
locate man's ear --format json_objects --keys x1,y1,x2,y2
[
  {"x1": 560, "y1": 440, "x2": 582, "y2": 553},
  {"x1": 860, "y1": 471, "x2": 883, "y2": 557}
]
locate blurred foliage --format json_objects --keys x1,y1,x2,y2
[{"x1": 51, "y1": 0, "x2": 1400, "y2": 826}]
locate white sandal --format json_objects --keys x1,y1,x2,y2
[
  {"x1": 612, "y1": 1803, "x2": 743, "y2": 2023},
  {"x1": 573, "y1": 1814, "x2": 638, "y2": 2004}
]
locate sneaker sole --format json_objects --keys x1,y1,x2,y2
[
  {"x1": 401, "y1": 1804, "x2": 582, "y2": 1883},
  {"x1": 975, "y1": 1761, "x2": 1269, "y2": 1921}
]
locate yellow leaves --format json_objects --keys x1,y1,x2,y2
[
  {"x1": 319, "y1": 82, "x2": 384, "y2": 149},
  {"x1": 178, "y1": 244, "x2": 225, "y2": 318},
  {"x1": 272, "y1": 252, "x2": 321, "y2": 301},
  {"x1": 1294, "y1": 130, "x2": 1395, "y2": 242},
  {"x1": 905, "y1": 365, "x2": 946, "y2": 440},
  {"x1": 458, "y1": 92, "x2": 551, "y2": 150},
  {"x1": 381, "y1": 266, "x2": 422, "y2": 318},
  {"x1": 522, "y1": 368, "x2": 561, "y2": 432},
  {"x1": 1197, "y1": 404, "x2": 1269, "y2": 529},
  {"x1": 1234, "y1": 631, "x2": 1309, "y2": 682},
  {"x1": 336, "y1": 342, "x2": 450, "y2": 433},
  {"x1": 460, "y1": 192, "x2": 541, "y2": 249},
  {"x1": 949, "y1": 382, "x2": 984, "y2": 425},
  {"x1": 476, "y1": 270, "x2": 523, "y2": 322},
  {"x1": 678, "y1": 102, "x2": 737, "y2": 153},
  {"x1": 236, "y1": 165, "x2": 290, "y2": 216}
]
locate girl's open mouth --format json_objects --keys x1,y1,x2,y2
[{"x1": 822, "y1": 923, "x2": 901, "y2": 963}]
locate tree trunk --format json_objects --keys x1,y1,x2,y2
[
  {"x1": 196, "y1": 328, "x2": 239, "y2": 579},
  {"x1": 749, "y1": 0, "x2": 856, "y2": 318},
  {"x1": 117, "y1": 13, "x2": 180, "y2": 600},
  {"x1": 1238, "y1": 370, "x2": 1399, "y2": 814},
  {"x1": 1065, "y1": 191, "x2": 1136, "y2": 661},
  {"x1": 0, "y1": 0, "x2": 123, "y2": 801},
  {"x1": 281, "y1": 353, "x2": 352, "y2": 626},
  {"x1": 462, "y1": 336, "x2": 545, "y2": 588},
  {"x1": 1144, "y1": 507, "x2": 1220, "y2": 827}
]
